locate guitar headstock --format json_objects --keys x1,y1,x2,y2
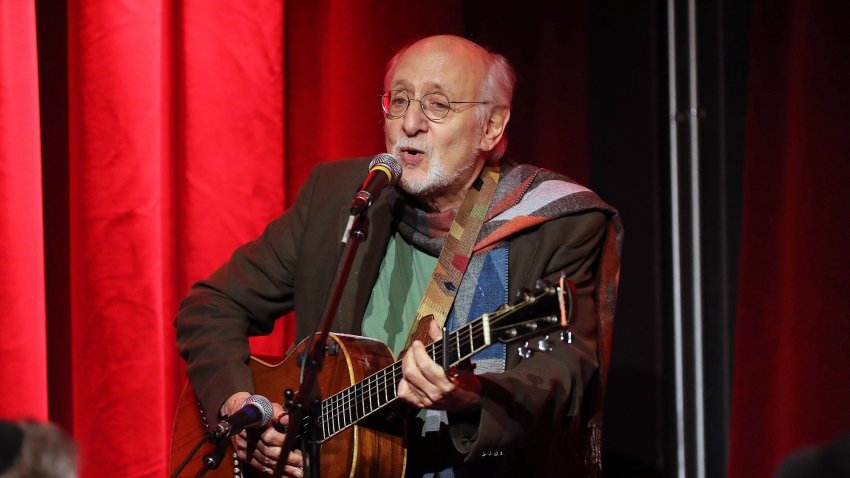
[
  {"x1": 435, "y1": 276, "x2": 576, "y2": 368},
  {"x1": 487, "y1": 278, "x2": 574, "y2": 344}
]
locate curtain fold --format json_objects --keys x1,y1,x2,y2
[
  {"x1": 0, "y1": 0, "x2": 48, "y2": 421},
  {"x1": 729, "y1": 0, "x2": 850, "y2": 476},
  {"x1": 177, "y1": 0, "x2": 285, "y2": 358},
  {"x1": 66, "y1": 1, "x2": 285, "y2": 475},
  {"x1": 67, "y1": 1, "x2": 173, "y2": 474}
]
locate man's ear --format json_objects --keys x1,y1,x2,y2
[{"x1": 479, "y1": 106, "x2": 511, "y2": 152}]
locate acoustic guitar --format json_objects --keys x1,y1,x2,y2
[{"x1": 170, "y1": 280, "x2": 572, "y2": 477}]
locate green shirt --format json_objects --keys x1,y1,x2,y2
[{"x1": 361, "y1": 232, "x2": 438, "y2": 357}]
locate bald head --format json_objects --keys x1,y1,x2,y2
[{"x1": 384, "y1": 36, "x2": 491, "y2": 93}]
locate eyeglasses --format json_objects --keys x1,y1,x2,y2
[{"x1": 380, "y1": 90, "x2": 488, "y2": 121}]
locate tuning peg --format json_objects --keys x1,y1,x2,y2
[
  {"x1": 517, "y1": 341, "x2": 534, "y2": 359},
  {"x1": 560, "y1": 329, "x2": 573, "y2": 344},
  {"x1": 515, "y1": 287, "x2": 532, "y2": 300},
  {"x1": 534, "y1": 278, "x2": 551, "y2": 291},
  {"x1": 537, "y1": 335, "x2": 554, "y2": 352}
]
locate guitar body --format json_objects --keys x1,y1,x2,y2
[{"x1": 170, "y1": 333, "x2": 406, "y2": 478}]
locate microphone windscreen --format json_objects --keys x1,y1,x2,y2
[
  {"x1": 243, "y1": 395, "x2": 274, "y2": 427},
  {"x1": 369, "y1": 153, "x2": 402, "y2": 185}
]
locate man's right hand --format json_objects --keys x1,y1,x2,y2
[{"x1": 221, "y1": 391, "x2": 304, "y2": 477}]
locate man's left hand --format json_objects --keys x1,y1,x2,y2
[{"x1": 397, "y1": 320, "x2": 482, "y2": 412}]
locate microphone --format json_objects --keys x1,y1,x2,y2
[
  {"x1": 209, "y1": 395, "x2": 273, "y2": 439},
  {"x1": 350, "y1": 154, "x2": 402, "y2": 215}
]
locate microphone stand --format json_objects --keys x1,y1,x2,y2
[{"x1": 273, "y1": 208, "x2": 371, "y2": 478}]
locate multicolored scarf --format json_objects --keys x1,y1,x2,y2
[{"x1": 397, "y1": 159, "x2": 621, "y2": 371}]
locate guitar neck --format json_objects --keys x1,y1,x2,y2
[
  {"x1": 318, "y1": 316, "x2": 493, "y2": 441},
  {"x1": 317, "y1": 281, "x2": 565, "y2": 441}
]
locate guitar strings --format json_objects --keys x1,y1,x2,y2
[
  {"x1": 319, "y1": 318, "x2": 493, "y2": 438},
  {"x1": 295, "y1": 313, "x2": 500, "y2": 440},
  {"x1": 320, "y1": 298, "x2": 550, "y2": 438},
  {"x1": 286, "y1": 292, "x2": 556, "y2": 442},
  {"x1": 318, "y1": 295, "x2": 554, "y2": 437}
]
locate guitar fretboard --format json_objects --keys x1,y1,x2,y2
[{"x1": 318, "y1": 318, "x2": 493, "y2": 441}]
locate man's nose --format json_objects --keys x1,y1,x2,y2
[{"x1": 402, "y1": 100, "x2": 429, "y2": 137}]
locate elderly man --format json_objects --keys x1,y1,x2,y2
[{"x1": 175, "y1": 35, "x2": 622, "y2": 477}]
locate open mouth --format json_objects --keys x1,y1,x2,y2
[{"x1": 398, "y1": 147, "x2": 426, "y2": 164}]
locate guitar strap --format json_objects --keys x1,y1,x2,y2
[{"x1": 403, "y1": 163, "x2": 500, "y2": 350}]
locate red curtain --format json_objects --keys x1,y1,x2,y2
[
  {"x1": 2, "y1": 1, "x2": 590, "y2": 476},
  {"x1": 65, "y1": 1, "x2": 288, "y2": 473},
  {"x1": 0, "y1": 0, "x2": 48, "y2": 421},
  {"x1": 729, "y1": 0, "x2": 850, "y2": 476}
]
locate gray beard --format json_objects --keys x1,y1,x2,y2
[{"x1": 391, "y1": 137, "x2": 481, "y2": 198}]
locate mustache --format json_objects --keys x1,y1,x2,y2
[{"x1": 391, "y1": 137, "x2": 434, "y2": 158}]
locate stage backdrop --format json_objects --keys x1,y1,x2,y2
[
  {"x1": 6, "y1": 0, "x2": 848, "y2": 477},
  {"x1": 0, "y1": 1, "x2": 589, "y2": 476}
]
